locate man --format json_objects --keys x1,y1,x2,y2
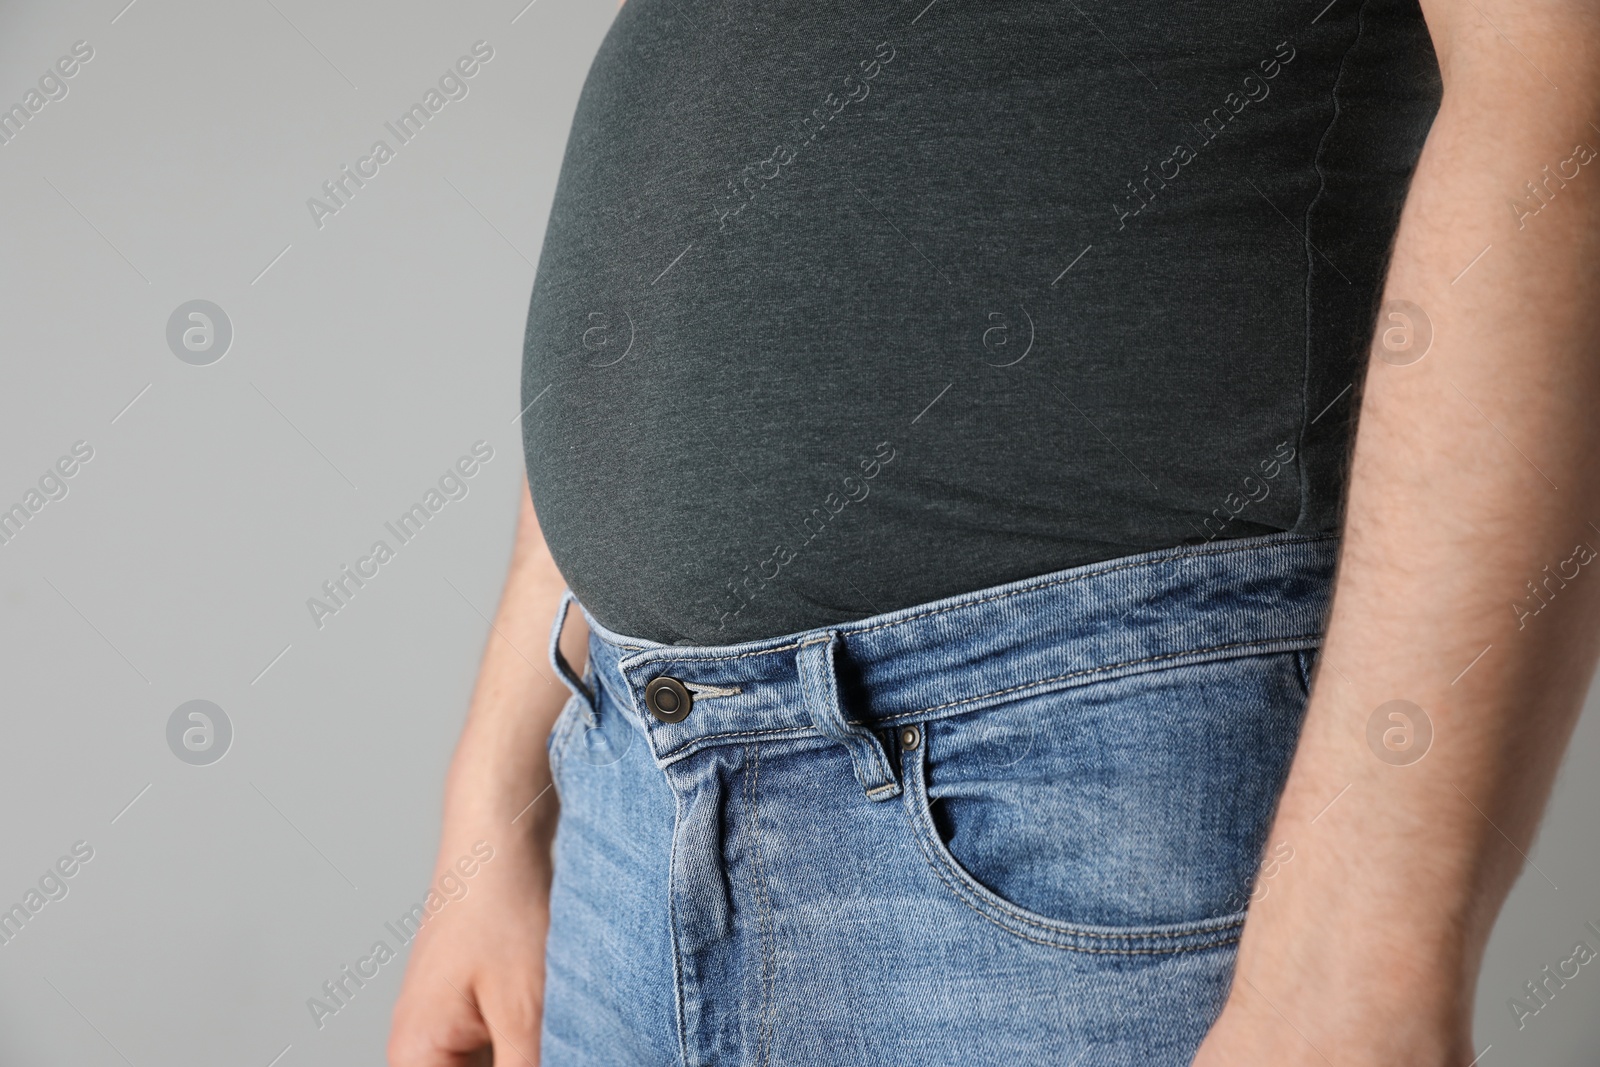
[{"x1": 389, "y1": 0, "x2": 1600, "y2": 1062}]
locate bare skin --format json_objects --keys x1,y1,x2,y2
[
  {"x1": 1194, "y1": 0, "x2": 1600, "y2": 1061},
  {"x1": 387, "y1": 477, "x2": 584, "y2": 1067},
  {"x1": 391, "y1": 0, "x2": 1600, "y2": 1061}
]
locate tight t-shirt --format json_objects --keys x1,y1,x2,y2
[{"x1": 520, "y1": 0, "x2": 1442, "y2": 645}]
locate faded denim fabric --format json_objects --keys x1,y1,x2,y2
[{"x1": 540, "y1": 531, "x2": 1337, "y2": 1066}]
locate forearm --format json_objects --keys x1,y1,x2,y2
[
  {"x1": 438, "y1": 475, "x2": 584, "y2": 857},
  {"x1": 389, "y1": 478, "x2": 578, "y2": 1066},
  {"x1": 1221, "y1": 9, "x2": 1600, "y2": 1054}
]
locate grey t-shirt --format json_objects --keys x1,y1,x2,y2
[{"x1": 520, "y1": 0, "x2": 1441, "y2": 645}]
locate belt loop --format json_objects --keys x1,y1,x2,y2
[
  {"x1": 549, "y1": 589, "x2": 598, "y2": 726},
  {"x1": 796, "y1": 632, "x2": 900, "y2": 801}
]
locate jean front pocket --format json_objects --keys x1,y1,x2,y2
[
  {"x1": 550, "y1": 667, "x2": 639, "y2": 796},
  {"x1": 546, "y1": 692, "x2": 587, "y2": 797},
  {"x1": 896, "y1": 648, "x2": 1312, "y2": 954}
]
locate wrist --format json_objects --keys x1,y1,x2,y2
[
  {"x1": 439, "y1": 755, "x2": 559, "y2": 868},
  {"x1": 1236, "y1": 875, "x2": 1472, "y2": 1003},
  {"x1": 1224, "y1": 877, "x2": 1472, "y2": 1063},
  {"x1": 442, "y1": 702, "x2": 564, "y2": 827},
  {"x1": 1227, "y1": 797, "x2": 1483, "y2": 1053},
  {"x1": 440, "y1": 783, "x2": 558, "y2": 855}
]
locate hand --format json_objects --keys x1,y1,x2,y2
[
  {"x1": 387, "y1": 476, "x2": 576, "y2": 1065},
  {"x1": 387, "y1": 835, "x2": 554, "y2": 1067}
]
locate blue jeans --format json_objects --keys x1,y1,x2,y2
[{"x1": 540, "y1": 532, "x2": 1337, "y2": 1066}]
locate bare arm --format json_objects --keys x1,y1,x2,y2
[
  {"x1": 388, "y1": 475, "x2": 586, "y2": 1067},
  {"x1": 1195, "y1": 2, "x2": 1600, "y2": 1063}
]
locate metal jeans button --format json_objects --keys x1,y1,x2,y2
[{"x1": 644, "y1": 676, "x2": 693, "y2": 723}]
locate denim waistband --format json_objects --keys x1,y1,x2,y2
[{"x1": 557, "y1": 532, "x2": 1338, "y2": 792}]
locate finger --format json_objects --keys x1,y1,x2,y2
[
  {"x1": 387, "y1": 982, "x2": 492, "y2": 1067},
  {"x1": 474, "y1": 984, "x2": 543, "y2": 1067},
  {"x1": 387, "y1": 1022, "x2": 489, "y2": 1067},
  {"x1": 490, "y1": 1025, "x2": 539, "y2": 1067}
]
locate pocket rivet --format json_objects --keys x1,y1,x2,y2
[{"x1": 899, "y1": 725, "x2": 920, "y2": 749}]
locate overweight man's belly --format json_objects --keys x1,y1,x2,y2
[{"x1": 519, "y1": 0, "x2": 1441, "y2": 645}]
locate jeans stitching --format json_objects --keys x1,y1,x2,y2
[
  {"x1": 547, "y1": 694, "x2": 583, "y2": 792},
  {"x1": 903, "y1": 733, "x2": 1248, "y2": 953},
  {"x1": 609, "y1": 535, "x2": 1338, "y2": 671},
  {"x1": 846, "y1": 534, "x2": 1336, "y2": 638},
  {"x1": 799, "y1": 636, "x2": 891, "y2": 794},
  {"x1": 631, "y1": 639, "x2": 810, "y2": 671},
  {"x1": 665, "y1": 726, "x2": 819, "y2": 749},
  {"x1": 849, "y1": 635, "x2": 1321, "y2": 725},
  {"x1": 912, "y1": 829, "x2": 1244, "y2": 956},
  {"x1": 666, "y1": 785, "x2": 692, "y2": 1067},
  {"x1": 747, "y1": 743, "x2": 776, "y2": 1067},
  {"x1": 651, "y1": 638, "x2": 1321, "y2": 760},
  {"x1": 592, "y1": 664, "x2": 635, "y2": 724}
]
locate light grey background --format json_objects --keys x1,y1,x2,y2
[{"x1": 0, "y1": 1, "x2": 1595, "y2": 1064}]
